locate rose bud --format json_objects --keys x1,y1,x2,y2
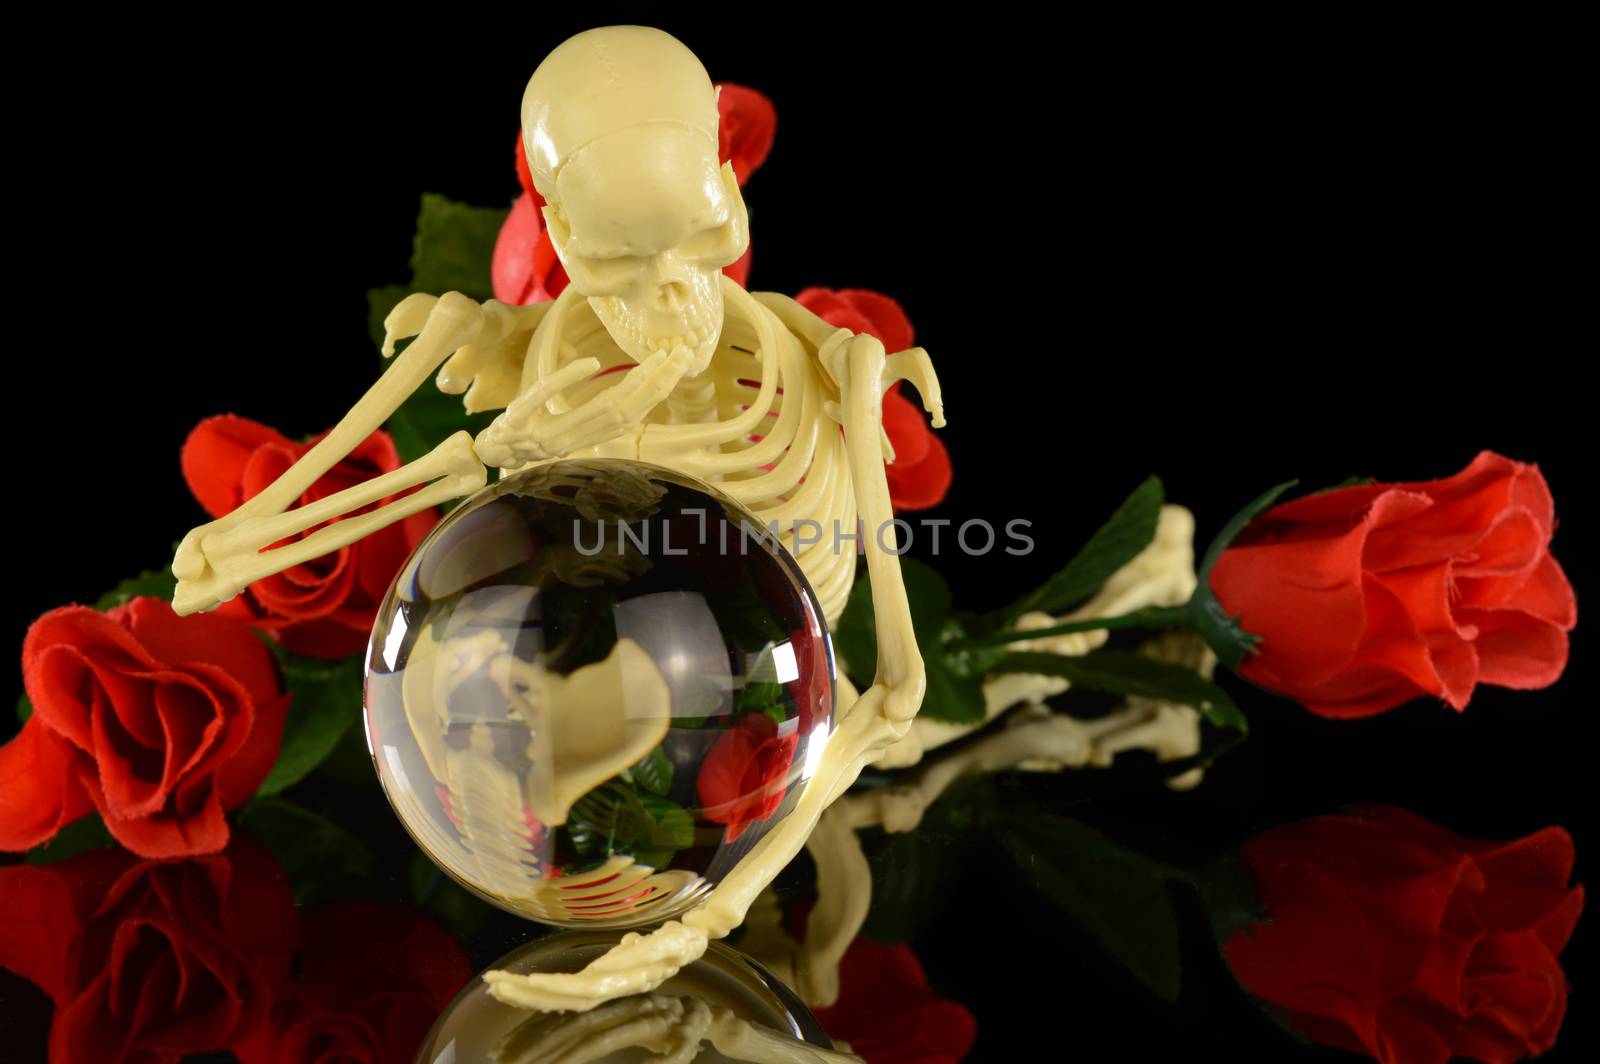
[{"x1": 1209, "y1": 451, "x2": 1575, "y2": 717}]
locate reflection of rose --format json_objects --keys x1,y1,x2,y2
[
  {"x1": 0, "y1": 838, "x2": 300, "y2": 1063},
  {"x1": 235, "y1": 902, "x2": 472, "y2": 1064},
  {"x1": 812, "y1": 937, "x2": 977, "y2": 1064},
  {"x1": 1, "y1": 598, "x2": 289, "y2": 857},
  {"x1": 1224, "y1": 805, "x2": 1584, "y2": 1064},
  {"x1": 182, "y1": 415, "x2": 439, "y2": 659},
  {"x1": 697, "y1": 713, "x2": 798, "y2": 842},
  {"x1": 495, "y1": 81, "x2": 772, "y2": 307},
  {"x1": 1210, "y1": 451, "x2": 1576, "y2": 718},
  {"x1": 796, "y1": 287, "x2": 951, "y2": 512}
]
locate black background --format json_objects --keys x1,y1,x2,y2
[{"x1": 4, "y1": 5, "x2": 1591, "y2": 1061}]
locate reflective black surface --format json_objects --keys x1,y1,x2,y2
[{"x1": 5, "y1": 8, "x2": 1592, "y2": 1062}]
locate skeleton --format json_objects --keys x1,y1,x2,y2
[
  {"x1": 746, "y1": 522, "x2": 1214, "y2": 1008},
  {"x1": 493, "y1": 993, "x2": 862, "y2": 1063},
  {"x1": 169, "y1": 25, "x2": 1210, "y2": 1013}
]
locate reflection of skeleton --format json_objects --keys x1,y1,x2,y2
[
  {"x1": 738, "y1": 512, "x2": 1212, "y2": 1006},
  {"x1": 873, "y1": 503, "x2": 1202, "y2": 770},
  {"x1": 396, "y1": 628, "x2": 700, "y2": 925},
  {"x1": 493, "y1": 993, "x2": 861, "y2": 1064},
  {"x1": 755, "y1": 627, "x2": 1216, "y2": 1008}
]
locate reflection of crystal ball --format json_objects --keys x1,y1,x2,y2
[
  {"x1": 365, "y1": 459, "x2": 834, "y2": 928},
  {"x1": 419, "y1": 931, "x2": 838, "y2": 1061}
]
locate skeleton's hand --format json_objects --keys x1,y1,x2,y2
[
  {"x1": 484, "y1": 920, "x2": 710, "y2": 1012},
  {"x1": 171, "y1": 517, "x2": 251, "y2": 614},
  {"x1": 475, "y1": 345, "x2": 694, "y2": 466}
]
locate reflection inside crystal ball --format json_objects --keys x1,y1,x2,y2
[{"x1": 365, "y1": 459, "x2": 834, "y2": 928}]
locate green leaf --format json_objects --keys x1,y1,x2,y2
[
  {"x1": 1195, "y1": 851, "x2": 1272, "y2": 946},
  {"x1": 861, "y1": 827, "x2": 973, "y2": 943},
  {"x1": 1186, "y1": 479, "x2": 1298, "y2": 668},
  {"x1": 860, "y1": 775, "x2": 1000, "y2": 941},
  {"x1": 834, "y1": 560, "x2": 984, "y2": 724},
  {"x1": 16, "y1": 693, "x2": 31, "y2": 725},
  {"x1": 640, "y1": 796, "x2": 696, "y2": 850},
  {"x1": 365, "y1": 193, "x2": 508, "y2": 466},
  {"x1": 366, "y1": 284, "x2": 414, "y2": 350},
  {"x1": 832, "y1": 572, "x2": 878, "y2": 683},
  {"x1": 95, "y1": 567, "x2": 178, "y2": 611},
  {"x1": 236, "y1": 797, "x2": 377, "y2": 905},
  {"x1": 568, "y1": 783, "x2": 698, "y2": 864},
  {"x1": 314, "y1": 722, "x2": 379, "y2": 787},
  {"x1": 734, "y1": 679, "x2": 785, "y2": 716},
  {"x1": 1310, "y1": 475, "x2": 1376, "y2": 494},
  {"x1": 388, "y1": 374, "x2": 495, "y2": 468},
  {"x1": 1000, "y1": 815, "x2": 1182, "y2": 1002},
  {"x1": 409, "y1": 194, "x2": 508, "y2": 298},
  {"x1": 993, "y1": 477, "x2": 1164, "y2": 625},
  {"x1": 920, "y1": 656, "x2": 987, "y2": 725},
  {"x1": 27, "y1": 815, "x2": 115, "y2": 865},
  {"x1": 992, "y1": 650, "x2": 1248, "y2": 733},
  {"x1": 256, "y1": 655, "x2": 365, "y2": 797},
  {"x1": 626, "y1": 747, "x2": 675, "y2": 797}
]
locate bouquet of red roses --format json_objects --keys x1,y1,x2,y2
[{"x1": 0, "y1": 78, "x2": 1582, "y2": 1064}]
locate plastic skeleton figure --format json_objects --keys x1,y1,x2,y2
[
  {"x1": 171, "y1": 25, "x2": 933, "y2": 1012},
  {"x1": 169, "y1": 25, "x2": 1203, "y2": 1011}
]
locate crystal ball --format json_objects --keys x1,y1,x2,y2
[{"x1": 364, "y1": 458, "x2": 834, "y2": 928}]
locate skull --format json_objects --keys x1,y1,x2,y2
[{"x1": 522, "y1": 27, "x2": 749, "y2": 375}]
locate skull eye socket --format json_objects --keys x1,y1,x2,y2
[
  {"x1": 679, "y1": 218, "x2": 746, "y2": 268},
  {"x1": 565, "y1": 254, "x2": 648, "y2": 296}
]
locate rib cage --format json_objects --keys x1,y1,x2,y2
[{"x1": 512, "y1": 275, "x2": 861, "y2": 626}]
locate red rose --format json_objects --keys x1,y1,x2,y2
[
  {"x1": 181, "y1": 415, "x2": 439, "y2": 659},
  {"x1": 796, "y1": 287, "x2": 951, "y2": 511},
  {"x1": 1209, "y1": 451, "x2": 1576, "y2": 717},
  {"x1": 235, "y1": 902, "x2": 472, "y2": 1064},
  {"x1": 716, "y1": 82, "x2": 777, "y2": 187},
  {"x1": 812, "y1": 937, "x2": 977, "y2": 1064},
  {"x1": 697, "y1": 713, "x2": 798, "y2": 842},
  {"x1": 1224, "y1": 806, "x2": 1583, "y2": 1064},
  {"x1": 0, "y1": 838, "x2": 301, "y2": 1063},
  {"x1": 491, "y1": 190, "x2": 569, "y2": 306},
  {"x1": 2, "y1": 598, "x2": 289, "y2": 857}
]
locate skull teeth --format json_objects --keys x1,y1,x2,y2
[{"x1": 592, "y1": 297, "x2": 719, "y2": 358}]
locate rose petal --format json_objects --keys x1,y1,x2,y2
[
  {"x1": 0, "y1": 865, "x2": 82, "y2": 1005},
  {"x1": 0, "y1": 717, "x2": 97, "y2": 851},
  {"x1": 180, "y1": 416, "x2": 292, "y2": 519},
  {"x1": 122, "y1": 598, "x2": 281, "y2": 707},
  {"x1": 886, "y1": 426, "x2": 953, "y2": 512}
]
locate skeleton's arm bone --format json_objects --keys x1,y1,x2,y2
[
  {"x1": 172, "y1": 432, "x2": 485, "y2": 615},
  {"x1": 437, "y1": 297, "x2": 556, "y2": 413},
  {"x1": 170, "y1": 292, "x2": 518, "y2": 614},
  {"x1": 791, "y1": 803, "x2": 871, "y2": 1007}
]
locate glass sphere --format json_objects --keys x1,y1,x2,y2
[
  {"x1": 365, "y1": 458, "x2": 834, "y2": 928},
  {"x1": 419, "y1": 931, "x2": 838, "y2": 1062}
]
